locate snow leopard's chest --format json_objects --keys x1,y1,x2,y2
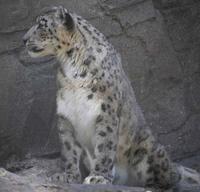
[{"x1": 56, "y1": 86, "x2": 101, "y2": 149}]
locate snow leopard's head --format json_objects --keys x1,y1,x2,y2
[{"x1": 23, "y1": 6, "x2": 75, "y2": 58}]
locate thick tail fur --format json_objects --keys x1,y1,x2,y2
[{"x1": 174, "y1": 165, "x2": 200, "y2": 192}]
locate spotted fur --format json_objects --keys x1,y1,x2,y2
[{"x1": 23, "y1": 6, "x2": 200, "y2": 190}]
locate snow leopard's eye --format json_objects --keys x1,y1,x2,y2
[
  {"x1": 35, "y1": 16, "x2": 48, "y2": 29},
  {"x1": 36, "y1": 16, "x2": 42, "y2": 23}
]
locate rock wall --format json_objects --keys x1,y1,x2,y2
[{"x1": 0, "y1": 0, "x2": 199, "y2": 168}]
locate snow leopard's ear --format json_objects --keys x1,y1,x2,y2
[{"x1": 55, "y1": 6, "x2": 74, "y2": 31}]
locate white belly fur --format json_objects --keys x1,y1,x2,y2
[{"x1": 56, "y1": 87, "x2": 101, "y2": 152}]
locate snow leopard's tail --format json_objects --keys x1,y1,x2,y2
[
  {"x1": 178, "y1": 165, "x2": 200, "y2": 185},
  {"x1": 175, "y1": 165, "x2": 200, "y2": 191}
]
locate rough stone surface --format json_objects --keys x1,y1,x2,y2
[
  {"x1": 151, "y1": 0, "x2": 200, "y2": 166},
  {"x1": 0, "y1": 0, "x2": 199, "y2": 173},
  {"x1": 0, "y1": 166, "x2": 146, "y2": 192},
  {"x1": 1, "y1": 158, "x2": 200, "y2": 192}
]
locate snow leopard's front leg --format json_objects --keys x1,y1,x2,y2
[
  {"x1": 51, "y1": 116, "x2": 82, "y2": 184},
  {"x1": 84, "y1": 100, "x2": 119, "y2": 184}
]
